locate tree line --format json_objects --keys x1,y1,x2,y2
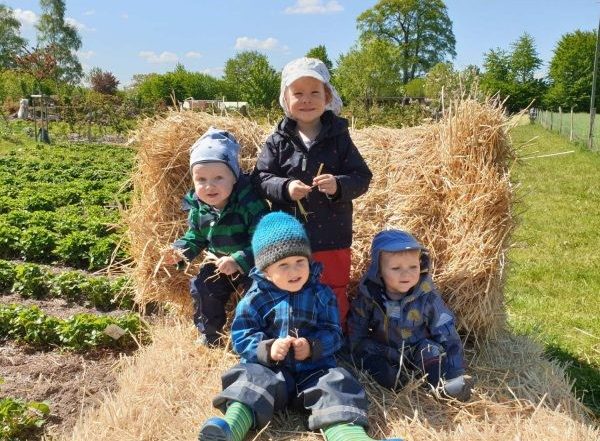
[{"x1": 0, "y1": 0, "x2": 597, "y2": 123}]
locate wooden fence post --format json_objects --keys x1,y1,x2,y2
[
  {"x1": 570, "y1": 107, "x2": 574, "y2": 142},
  {"x1": 559, "y1": 107, "x2": 563, "y2": 134}
]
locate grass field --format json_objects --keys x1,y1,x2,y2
[
  {"x1": 536, "y1": 110, "x2": 600, "y2": 148},
  {"x1": 507, "y1": 123, "x2": 600, "y2": 415}
]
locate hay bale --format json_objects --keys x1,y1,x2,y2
[
  {"x1": 125, "y1": 100, "x2": 513, "y2": 336},
  {"x1": 64, "y1": 320, "x2": 599, "y2": 441}
]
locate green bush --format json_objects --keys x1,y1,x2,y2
[
  {"x1": 11, "y1": 264, "x2": 51, "y2": 299},
  {"x1": 49, "y1": 271, "x2": 88, "y2": 303},
  {"x1": 86, "y1": 277, "x2": 114, "y2": 311},
  {"x1": 0, "y1": 221, "x2": 21, "y2": 259},
  {"x1": 0, "y1": 397, "x2": 49, "y2": 441},
  {"x1": 19, "y1": 227, "x2": 56, "y2": 262},
  {"x1": 0, "y1": 195, "x2": 16, "y2": 214},
  {"x1": 88, "y1": 235, "x2": 121, "y2": 270},
  {"x1": 54, "y1": 231, "x2": 94, "y2": 268},
  {"x1": 0, "y1": 260, "x2": 16, "y2": 292},
  {"x1": 4, "y1": 210, "x2": 31, "y2": 229},
  {"x1": 2, "y1": 305, "x2": 61, "y2": 346}
]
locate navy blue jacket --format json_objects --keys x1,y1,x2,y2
[{"x1": 252, "y1": 111, "x2": 372, "y2": 252}]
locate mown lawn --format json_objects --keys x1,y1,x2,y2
[{"x1": 507, "y1": 123, "x2": 600, "y2": 415}]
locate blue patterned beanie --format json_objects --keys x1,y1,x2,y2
[
  {"x1": 252, "y1": 212, "x2": 311, "y2": 270},
  {"x1": 189, "y1": 127, "x2": 241, "y2": 178}
]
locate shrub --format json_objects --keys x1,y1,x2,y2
[
  {"x1": 11, "y1": 264, "x2": 51, "y2": 299},
  {"x1": 0, "y1": 195, "x2": 16, "y2": 214},
  {"x1": 54, "y1": 232, "x2": 94, "y2": 268},
  {"x1": 0, "y1": 260, "x2": 16, "y2": 293},
  {"x1": 49, "y1": 271, "x2": 88, "y2": 303},
  {"x1": 4, "y1": 210, "x2": 31, "y2": 229},
  {"x1": 19, "y1": 227, "x2": 57, "y2": 262},
  {"x1": 0, "y1": 397, "x2": 49, "y2": 440},
  {"x1": 88, "y1": 235, "x2": 120, "y2": 270},
  {"x1": 3, "y1": 305, "x2": 61, "y2": 346},
  {"x1": 85, "y1": 277, "x2": 114, "y2": 311},
  {"x1": 0, "y1": 221, "x2": 21, "y2": 259}
]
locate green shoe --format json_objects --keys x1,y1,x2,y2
[
  {"x1": 324, "y1": 423, "x2": 404, "y2": 441},
  {"x1": 199, "y1": 402, "x2": 253, "y2": 441}
]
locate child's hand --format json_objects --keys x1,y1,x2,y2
[
  {"x1": 292, "y1": 337, "x2": 311, "y2": 361},
  {"x1": 288, "y1": 180, "x2": 312, "y2": 201},
  {"x1": 216, "y1": 256, "x2": 242, "y2": 276},
  {"x1": 270, "y1": 336, "x2": 294, "y2": 361},
  {"x1": 312, "y1": 174, "x2": 338, "y2": 196},
  {"x1": 162, "y1": 247, "x2": 184, "y2": 265}
]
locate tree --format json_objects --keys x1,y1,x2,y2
[
  {"x1": 334, "y1": 38, "x2": 404, "y2": 105},
  {"x1": 0, "y1": 5, "x2": 27, "y2": 69},
  {"x1": 546, "y1": 30, "x2": 596, "y2": 111},
  {"x1": 36, "y1": 0, "x2": 82, "y2": 83},
  {"x1": 223, "y1": 51, "x2": 279, "y2": 107},
  {"x1": 480, "y1": 33, "x2": 546, "y2": 112},
  {"x1": 356, "y1": 0, "x2": 456, "y2": 84},
  {"x1": 306, "y1": 45, "x2": 333, "y2": 71},
  {"x1": 89, "y1": 67, "x2": 119, "y2": 95}
]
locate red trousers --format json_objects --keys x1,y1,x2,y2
[{"x1": 312, "y1": 248, "x2": 351, "y2": 332}]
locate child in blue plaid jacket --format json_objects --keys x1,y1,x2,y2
[{"x1": 198, "y1": 212, "x2": 403, "y2": 441}]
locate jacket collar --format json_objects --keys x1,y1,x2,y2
[{"x1": 276, "y1": 110, "x2": 347, "y2": 143}]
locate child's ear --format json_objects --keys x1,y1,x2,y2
[{"x1": 325, "y1": 87, "x2": 332, "y2": 105}]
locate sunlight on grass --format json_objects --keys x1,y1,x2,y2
[{"x1": 507, "y1": 124, "x2": 600, "y2": 414}]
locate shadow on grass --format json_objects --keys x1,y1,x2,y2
[{"x1": 545, "y1": 344, "x2": 600, "y2": 417}]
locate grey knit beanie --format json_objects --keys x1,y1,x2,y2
[{"x1": 189, "y1": 127, "x2": 240, "y2": 178}]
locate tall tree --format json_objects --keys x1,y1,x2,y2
[
  {"x1": 480, "y1": 33, "x2": 546, "y2": 112},
  {"x1": 356, "y1": 0, "x2": 456, "y2": 84},
  {"x1": 306, "y1": 45, "x2": 333, "y2": 71},
  {"x1": 223, "y1": 51, "x2": 279, "y2": 107},
  {"x1": 36, "y1": 0, "x2": 82, "y2": 83},
  {"x1": 334, "y1": 38, "x2": 403, "y2": 105},
  {"x1": 0, "y1": 5, "x2": 27, "y2": 69},
  {"x1": 546, "y1": 30, "x2": 596, "y2": 111}
]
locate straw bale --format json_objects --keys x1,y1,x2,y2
[
  {"x1": 64, "y1": 320, "x2": 599, "y2": 441},
  {"x1": 125, "y1": 100, "x2": 513, "y2": 336}
]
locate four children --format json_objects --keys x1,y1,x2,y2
[{"x1": 164, "y1": 58, "x2": 472, "y2": 439}]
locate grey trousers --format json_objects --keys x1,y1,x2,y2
[{"x1": 213, "y1": 362, "x2": 369, "y2": 430}]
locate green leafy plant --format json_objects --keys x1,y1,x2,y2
[
  {"x1": 49, "y1": 271, "x2": 88, "y2": 303},
  {"x1": 19, "y1": 227, "x2": 56, "y2": 262},
  {"x1": 11, "y1": 264, "x2": 51, "y2": 299},
  {"x1": 0, "y1": 397, "x2": 50, "y2": 441},
  {"x1": 54, "y1": 231, "x2": 94, "y2": 268},
  {"x1": 0, "y1": 260, "x2": 16, "y2": 292},
  {"x1": 0, "y1": 221, "x2": 20, "y2": 259}
]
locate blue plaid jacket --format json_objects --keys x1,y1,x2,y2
[{"x1": 231, "y1": 262, "x2": 342, "y2": 373}]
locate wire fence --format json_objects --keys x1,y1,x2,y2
[{"x1": 534, "y1": 108, "x2": 600, "y2": 150}]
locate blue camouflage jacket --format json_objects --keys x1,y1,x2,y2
[
  {"x1": 231, "y1": 262, "x2": 342, "y2": 373},
  {"x1": 347, "y1": 231, "x2": 465, "y2": 377}
]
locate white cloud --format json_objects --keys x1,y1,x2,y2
[
  {"x1": 235, "y1": 37, "x2": 288, "y2": 52},
  {"x1": 201, "y1": 67, "x2": 224, "y2": 77},
  {"x1": 139, "y1": 51, "x2": 179, "y2": 64},
  {"x1": 66, "y1": 17, "x2": 95, "y2": 32},
  {"x1": 83, "y1": 10, "x2": 95, "y2": 16},
  {"x1": 185, "y1": 51, "x2": 202, "y2": 59},
  {"x1": 13, "y1": 9, "x2": 38, "y2": 27},
  {"x1": 284, "y1": 0, "x2": 343, "y2": 14},
  {"x1": 78, "y1": 50, "x2": 95, "y2": 60},
  {"x1": 121, "y1": 13, "x2": 129, "y2": 20}
]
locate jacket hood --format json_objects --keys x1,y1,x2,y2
[{"x1": 364, "y1": 230, "x2": 431, "y2": 287}]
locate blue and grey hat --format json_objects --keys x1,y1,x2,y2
[
  {"x1": 189, "y1": 127, "x2": 241, "y2": 178},
  {"x1": 252, "y1": 212, "x2": 311, "y2": 270}
]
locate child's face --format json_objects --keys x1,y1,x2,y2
[
  {"x1": 285, "y1": 76, "x2": 331, "y2": 127},
  {"x1": 379, "y1": 250, "x2": 421, "y2": 299},
  {"x1": 192, "y1": 162, "x2": 236, "y2": 209},
  {"x1": 263, "y1": 255, "x2": 310, "y2": 292}
]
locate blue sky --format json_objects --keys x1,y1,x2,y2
[{"x1": 6, "y1": 0, "x2": 599, "y2": 86}]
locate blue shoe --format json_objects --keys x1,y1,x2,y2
[{"x1": 198, "y1": 417, "x2": 234, "y2": 441}]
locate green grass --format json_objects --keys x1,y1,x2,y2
[{"x1": 507, "y1": 123, "x2": 600, "y2": 415}]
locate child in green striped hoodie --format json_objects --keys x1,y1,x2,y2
[{"x1": 163, "y1": 127, "x2": 269, "y2": 347}]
